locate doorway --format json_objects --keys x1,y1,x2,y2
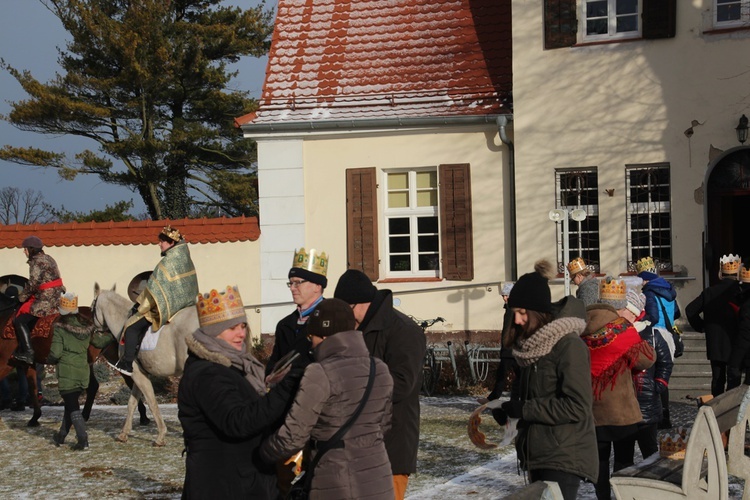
[{"x1": 705, "y1": 148, "x2": 750, "y2": 286}]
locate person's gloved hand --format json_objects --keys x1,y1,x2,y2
[
  {"x1": 130, "y1": 303, "x2": 139, "y2": 316},
  {"x1": 491, "y1": 408, "x2": 508, "y2": 426},
  {"x1": 501, "y1": 399, "x2": 525, "y2": 419}
]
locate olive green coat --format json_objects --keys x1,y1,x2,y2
[{"x1": 47, "y1": 315, "x2": 92, "y2": 393}]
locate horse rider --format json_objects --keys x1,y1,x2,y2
[
  {"x1": 110, "y1": 225, "x2": 199, "y2": 376},
  {"x1": 13, "y1": 235, "x2": 65, "y2": 365}
]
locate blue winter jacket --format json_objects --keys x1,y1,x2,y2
[{"x1": 643, "y1": 277, "x2": 680, "y2": 329}]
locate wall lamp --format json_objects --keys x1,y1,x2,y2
[
  {"x1": 737, "y1": 114, "x2": 748, "y2": 145},
  {"x1": 549, "y1": 208, "x2": 587, "y2": 296}
]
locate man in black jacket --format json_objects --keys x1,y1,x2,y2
[
  {"x1": 686, "y1": 254, "x2": 742, "y2": 396},
  {"x1": 334, "y1": 269, "x2": 426, "y2": 500}
]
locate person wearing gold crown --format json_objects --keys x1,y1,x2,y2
[
  {"x1": 584, "y1": 277, "x2": 655, "y2": 500},
  {"x1": 13, "y1": 235, "x2": 65, "y2": 365},
  {"x1": 47, "y1": 292, "x2": 93, "y2": 450},
  {"x1": 111, "y1": 225, "x2": 199, "y2": 376},
  {"x1": 178, "y1": 286, "x2": 301, "y2": 499},
  {"x1": 568, "y1": 257, "x2": 599, "y2": 306},
  {"x1": 686, "y1": 254, "x2": 744, "y2": 397}
]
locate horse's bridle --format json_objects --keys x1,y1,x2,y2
[{"x1": 90, "y1": 295, "x2": 110, "y2": 336}]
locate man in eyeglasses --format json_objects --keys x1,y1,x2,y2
[{"x1": 265, "y1": 247, "x2": 328, "y2": 496}]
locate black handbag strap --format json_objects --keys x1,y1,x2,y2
[
  {"x1": 656, "y1": 297, "x2": 675, "y2": 334},
  {"x1": 300, "y1": 357, "x2": 377, "y2": 490}
]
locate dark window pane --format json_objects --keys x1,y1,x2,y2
[
  {"x1": 390, "y1": 255, "x2": 411, "y2": 272},
  {"x1": 587, "y1": 1, "x2": 608, "y2": 17},
  {"x1": 389, "y1": 218, "x2": 409, "y2": 235},
  {"x1": 631, "y1": 214, "x2": 649, "y2": 230},
  {"x1": 417, "y1": 216, "x2": 438, "y2": 233},
  {"x1": 389, "y1": 236, "x2": 410, "y2": 253},
  {"x1": 617, "y1": 0, "x2": 638, "y2": 15},
  {"x1": 617, "y1": 16, "x2": 637, "y2": 32},
  {"x1": 419, "y1": 254, "x2": 440, "y2": 271},
  {"x1": 587, "y1": 19, "x2": 608, "y2": 35},
  {"x1": 418, "y1": 235, "x2": 439, "y2": 252}
]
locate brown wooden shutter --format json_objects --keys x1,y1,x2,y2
[
  {"x1": 345, "y1": 168, "x2": 379, "y2": 280},
  {"x1": 642, "y1": 0, "x2": 676, "y2": 39},
  {"x1": 439, "y1": 164, "x2": 474, "y2": 281},
  {"x1": 544, "y1": 0, "x2": 577, "y2": 50}
]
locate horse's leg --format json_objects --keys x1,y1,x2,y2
[
  {"x1": 116, "y1": 382, "x2": 141, "y2": 443},
  {"x1": 81, "y1": 365, "x2": 98, "y2": 421},
  {"x1": 123, "y1": 375, "x2": 150, "y2": 426},
  {"x1": 131, "y1": 365, "x2": 167, "y2": 447},
  {"x1": 23, "y1": 365, "x2": 41, "y2": 427}
]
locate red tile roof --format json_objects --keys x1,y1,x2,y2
[
  {"x1": 0, "y1": 217, "x2": 260, "y2": 248},
  {"x1": 238, "y1": 0, "x2": 512, "y2": 126}
]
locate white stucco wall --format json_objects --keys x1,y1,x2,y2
[
  {"x1": 511, "y1": 0, "x2": 750, "y2": 305},
  {"x1": 0, "y1": 240, "x2": 263, "y2": 338},
  {"x1": 254, "y1": 125, "x2": 511, "y2": 333}
]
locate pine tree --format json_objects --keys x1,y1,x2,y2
[{"x1": 0, "y1": 0, "x2": 273, "y2": 219}]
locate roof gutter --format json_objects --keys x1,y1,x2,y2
[
  {"x1": 240, "y1": 114, "x2": 511, "y2": 135},
  {"x1": 496, "y1": 115, "x2": 517, "y2": 280}
]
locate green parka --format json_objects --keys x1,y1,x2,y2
[{"x1": 47, "y1": 315, "x2": 92, "y2": 393}]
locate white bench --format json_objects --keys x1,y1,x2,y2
[{"x1": 610, "y1": 384, "x2": 750, "y2": 500}]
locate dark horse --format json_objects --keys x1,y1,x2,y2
[{"x1": 0, "y1": 286, "x2": 148, "y2": 427}]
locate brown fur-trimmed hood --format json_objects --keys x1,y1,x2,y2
[{"x1": 185, "y1": 332, "x2": 232, "y2": 367}]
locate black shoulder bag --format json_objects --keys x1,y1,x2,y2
[
  {"x1": 286, "y1": 357, "x2": 376, "y2": 500},
  {"x1": 657, "y1": 297, "x2": 684, "y2": 358}
]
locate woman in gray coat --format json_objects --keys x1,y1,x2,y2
[{"x1": 261, "y1": 299, "x2": 395, "y2": 500}]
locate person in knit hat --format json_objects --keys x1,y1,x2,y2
[
  {"x1": 261, "y1": 298, "x2": 395, "y2": 499},
  {"x1": 612, "y1": 288, "x2": 673, "y2": 471},
  {"x1": 333, "y1": 269, "x2": 425, "y2": 500},
  {"x1": 584, "y1": 278, "x2": 655, "y2": 500},
  {"x1": 493, "y1": 259, "x2": 597, "y2": 500},
  {"x1": 178, "y1": 286, "x2": 302, "y2": 499},
  {"x1": 47, "y1": 292, "x2": 92, "y2": 450}
]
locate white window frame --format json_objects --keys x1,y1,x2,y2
[
  {"x1": 625, "y1": 164, "x2": 673, "y2": 272},
  {"x1": 382, "y1": 167, "x2": 440, "y2": 278},
  {"x1": 714, "y1": 0, "x2": 750, "y2": 28},
  {"x1": 554, "y1": 168, "x2": 601, "y2": 273},
  {"x1": 581, "y1": 0, "x2": 642, "y2": 42}
]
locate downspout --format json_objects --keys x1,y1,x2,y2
[{"x1": 497, "y1": 115, "x2": 517, "y2": 280}]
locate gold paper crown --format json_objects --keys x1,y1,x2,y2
[
  {"x1": 636, "y1": 256, "x2": 657, "y2": 275},
  {"x1": 160, "y1": 225, "x2": 182, "y2": 242},
  {"x1": 741, "y1": 266, "x2": 750, "y2": 284},
  {"x1": 567, "y1": 257, "x2": 587, "y2": 275},
  {"x1": 599, "y1": 278, "x2": 626, "y2": 301},
  {"x1": 720, "y1": 254, "x2": 741, "y2": 275},
  {"x1": 59, "y1": 292, "x2": 78, "y2": 315},
  {"x1": 195, "y1": 286, "x2": 246, "y2": 328},
  {"x1": 659, "y1": 426, "x2": 689, "y2": 459},
  {"x1": 292, "y1": 247, "x2": 329, "y2": 276}
]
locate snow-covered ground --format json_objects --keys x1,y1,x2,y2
[{"x1": 0, "y1": 397, "x2": 744, "y2": 499}]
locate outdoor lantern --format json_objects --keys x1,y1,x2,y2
[{"x1": 737, "y1": 114, "x2": 749, "y2": 145}]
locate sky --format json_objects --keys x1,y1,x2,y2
[{"x1": 0, "y1": 0, "x2": 274, "y2": 218}]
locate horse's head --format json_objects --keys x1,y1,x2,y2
[{"x1": 91, "y1": 282, "x2": 127, "y2": 340}]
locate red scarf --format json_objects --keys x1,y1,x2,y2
[
  {"x1": 17, "y1": 278, "x2": 64, "y2": 316},
  {"x1": 583, "y1": 316, "x2": 653, "y2": 399}
]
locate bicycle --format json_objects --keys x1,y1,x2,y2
[{"x1": 409, "y1": 316, "x2": 445, "y2": 396}]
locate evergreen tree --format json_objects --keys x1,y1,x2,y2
[{"x1": 0, "y1": 0, "x2": 273, "y2": 219}]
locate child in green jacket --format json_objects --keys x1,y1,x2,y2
[{"x1": 47, "y1": 292, "x2": 92, "y2": 450}]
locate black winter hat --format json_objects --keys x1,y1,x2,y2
[
  {"x1": 507, "y1": 259, "x2": 554, "y2": 313},
  {"x1": 307, "y1": 298, "x2": 356, "y2": 338},
  {"x1": 21, "y1": 235, "x2": 43, "y2": 249},
  {"x1": 333, "y1": 269, "x2": 377, "y2": 304},
  {"x1": 288, "y1": 267, "x2": 328, "y2": 289}
]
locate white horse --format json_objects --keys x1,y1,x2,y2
[{"x1": 91, "y1": 283, "x2": 198, "y2": 446}]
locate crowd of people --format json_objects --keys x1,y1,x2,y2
[{"x1": 6, "y1": 226, "x2": 750, "y2": 499}]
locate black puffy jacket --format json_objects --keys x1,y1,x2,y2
[{"x1": 632, "y1": 322, "x2": 673, "y2": 424}]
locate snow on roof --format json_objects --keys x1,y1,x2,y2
[
  {"x1": 0, "y1": 217, "x2": 260, "y2": 248},
  {"x1": 238, "y1": 0, "x2": 512, "y2": 126}
]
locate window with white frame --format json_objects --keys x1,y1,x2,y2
[
  {"x1": 582, "y1": 0, "x2": 641, "y2": 41},
  {"x1": 714, "y1": 0, "x2": 750, "y2": 28},
  {"x1": 383, "y1": 169, "x2": 440, "y2": 276},
  {"x1": 626, "y1": 164, "x2": 672, "y2": 272},
  {"x1": 555, "y1": 168, "x2": 601, "y2": 273}
]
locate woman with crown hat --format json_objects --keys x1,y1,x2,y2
[
  {"x1": 46, "y1": 292, "x2": 93, "y2": 450},
  {"x1": 568, "y1": 257, "x2": 599, "y2": 307},
  {"x1": 583, "y1": 277, "x2": 655, "y2": 500},
  {"x1": 179, "y1": 286, "x2": 302, "y2": 499},
  {"x1": 111, "y1": 225, "x2": 199, "y2": 376},
  {"x1": 13, "y1": 235, "x2": 65, "y2": 365}
]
